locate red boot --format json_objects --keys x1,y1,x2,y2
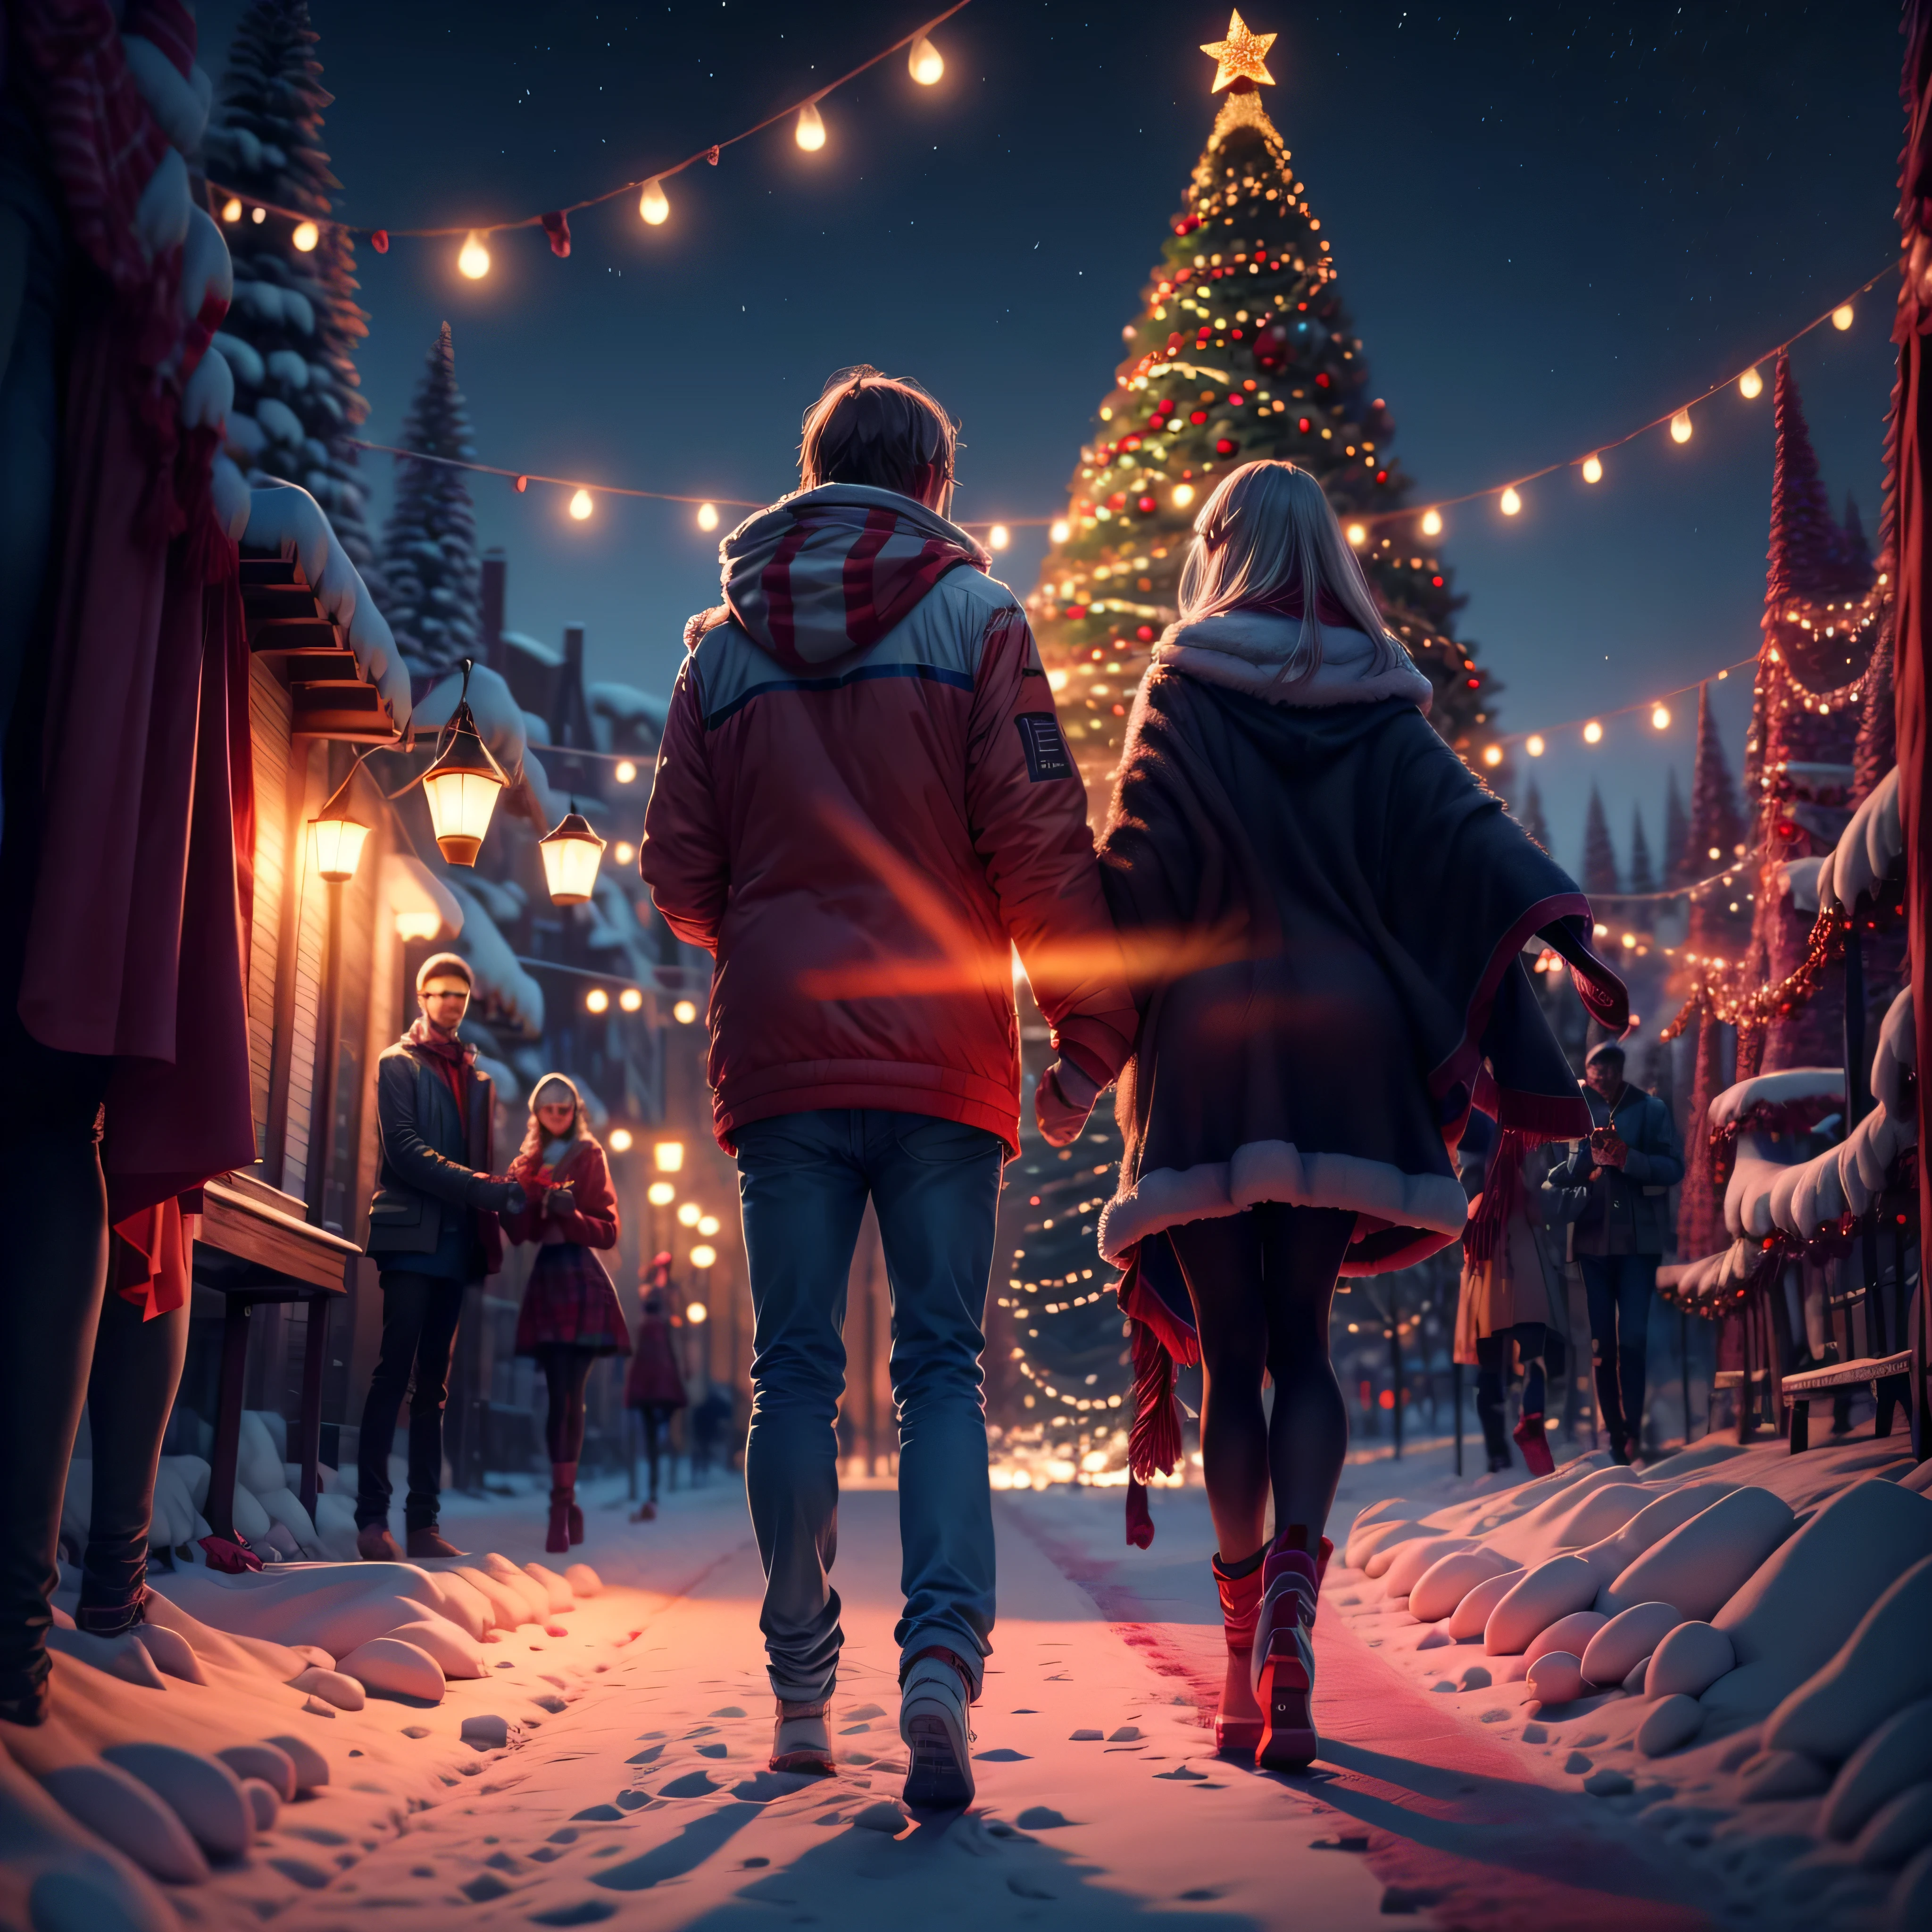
[
  {"x1": 548, "y1": 1462, "x2": 577, "y2": 1556},
  {"x1": 1512, "y1": 1413, "x2": 1556, "y2": 1478},
  {"x1": 1212, "y1": 1555, "x2": 1266, "y2": 1755},
  {"x1": 1251, "y1": 1533, "x2": 1322, "y2": 1772}
]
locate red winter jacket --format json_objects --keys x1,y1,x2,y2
[{"x1": 641, "y1": 483, "x2": 1136, "y2": 1156}]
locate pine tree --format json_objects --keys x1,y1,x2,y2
[
  {"x1": 1028, "y1": 54, "x2": 1500, "y2": 805},
  {"x1": 381, "y1": 324, "x2": 481, "y2": 678},
  {"x1": 1582, "y1": 787, "x2": 1620, "y2": 901},
  {"x1": 1628, "y1": 806, "x2": 1656, "y2": 897},
  {"x1": 1516, "y1": 779, "x2": 1550, "y2": 855},
  {"x1": 1685, "y1": 682, "x2": 1750, "y2": 960},
  {"x1": 1663, "y1": 770, "x2": 1690, "y2": 889},
  {"x1": 205, "y1": 0, "x2": 383, "y2": 593},
  {"x1": 1852, "y1": 617, "x2": 1896, "y2": 802}
]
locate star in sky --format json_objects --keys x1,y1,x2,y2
[{"x1": 1199, "y1": 11, "x2": 1278, "y2": 93}]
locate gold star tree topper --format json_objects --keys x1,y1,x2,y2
[{"x1": 1200, "y1": 10, "x2": 1277, "y2": 92}]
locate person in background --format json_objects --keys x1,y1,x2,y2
[
  {"x1": 1458, "y1": 1133, "x2": 1570, "y2": 1475},
  {"x1": 1544, "y1": 1041, "x2": 1683, "y2": 1466},
  {"x1": 642, "y1": 366, "x2": 1135, "y2": 1806},
  {"x1": 501, "y1": 1074, "x2": 627, "y2": 1555},
  {"x1": 626, "y1": 1251, "x2": 688, "y2": 1520},
  {"x1": 358, "y1": 956, "x2": 525, "y2": 1561}
]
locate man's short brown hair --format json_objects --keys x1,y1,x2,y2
[{"x1": 798, "y1": 365, "x2": 958, "y2": 503}]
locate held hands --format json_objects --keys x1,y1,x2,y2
[
  {"x1": 1036, "y1": 1058, "x2": 1104, "y2": 1148},
  {"x1": 502, "y1": 1180, "x2": 529, "y2": 1216},
  {"x1": 545, "y1": 1185, "x2": 576, "y2": 1217},
  {"x1": 1589, "y1": 1128, "x2": 1630, "y2": 1172}
]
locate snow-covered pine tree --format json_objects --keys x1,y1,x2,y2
[
  {"x1": 1029, "y1": 39, "x2": 1501, "y2": 809},
  {"x1": 1516, "y1": 779, "x2": 1551, "y2": 855},
  {"x1": 1684, "y1": 682, "x2": 1750, "y2": 961},
  {"x1": 380, "y1": 324, "x2": 481, "y2": 679},
  {"x1": 1627, "y1": 806, "x2": 1656, "y2": 897},
  {"x1": 1582, "y1": 787, "x2": 1620, "y2": 902},
  {"x1": 205, "y1": 0, "x2": 383, "y2": 593},
  {"x1": 1663, "y1": 770, "x2": 1690, "y2": 889}
]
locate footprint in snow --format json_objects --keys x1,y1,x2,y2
[
  {"x1": 696, "y1": 1743, "x2": 729, "y2": 1758},
  {"x1": 1069, "y1": 1729, "x2": 1104, "y2": 1741},
  {"x1": 658, "y1": 1771, "x2": 721, "y2": 1799},
  {"x1": 708, "y1": 1706, "x2": 747, "y2": 1717},
  {"x1": 974, "y1": 1748, "x2": 1030, "y2": 1761},
  {"x1": 1016, "y1": 1806, "x2": 1076, "y2": 1829},
  {"x1": 1153, "y1": 1766, "x2": 1208, "y2": 1781},
  {"x1": 844, "y1": 1703, "x2": 887, "y2": 1720}
]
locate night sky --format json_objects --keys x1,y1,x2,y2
[{"x1": 196, "y1": 1, "x2": 1902, "y2": 875}]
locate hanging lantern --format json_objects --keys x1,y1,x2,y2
[
  {"x1": 420, "y1": 662, "x2": 506, "y2": 866},
  {"x1": 639, "y1": 178, "x2": 670, "y2": 226},
  {"x1": 540, "y1": 800, "x2": 608, "y2": 904},
  {"x1": 796, "y1": 101, "x2": 827, "y2": 150},
  {"x1": 908, "y1": 34, "x2": 945, "y2": 84},
  {"x1": 1670, "y1": 408, "x2": 1693, "y2": 443},
  {"x1": 308, "y1": 758, "x2": 373, "y2": 884},
  {"x1": 1739, "y1": 365, "x2": 1764, "y2": 400}
]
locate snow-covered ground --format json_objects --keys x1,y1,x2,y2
[{"x1": 7, "y1": 1423, "x2": 1929, "y2": 1931}]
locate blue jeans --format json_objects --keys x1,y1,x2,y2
[
  {"x1": 1579, "y1": 1253, "x2": 1657, "y2": 1449},
  {"x1": 735, "y1": 1108, "x2": 1003, "y2": 1704}
]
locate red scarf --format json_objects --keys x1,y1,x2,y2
[
  {"x1": 1462, "y1": 1129, "x2": 1526, "y2": 1264},
  {"x1": 407, "y1": 1017, "x2": 474, "y2": 1112}
]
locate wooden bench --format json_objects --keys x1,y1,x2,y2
[
  {"x1": 1780, "y1": 1351, "x2": 1915, "y2": 1454},
  {"x1": 1714, "y1": 1366, "x2": 1773, "y2": 1441}
]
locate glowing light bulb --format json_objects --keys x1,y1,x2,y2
[
  {"x1": 1500, "y1": 487, "x2": 1523, "y2": 516},
  {"x1": 585, "y1": 986, "x2": 610, "y2": 1013},
  {"x1": 251, "y1": 205, "x2": 266, "y2": 224},
  {"x1": 1739, "y1": 364, "x2": 1763, "y2": 400},
  {"x1": 1420, "y1": 507, "x2": 1442, "y2": 536},
  {"x1": 1832, "y1": 302, "x2": 1855, "y2": 331},
  {"x1": 569, "y1": 488, "x2": 594, "y2": 521},
  {"x1": 1049, "y1": 518, "x2": 1071, "y2": 542},
  {"x1": 697, "y1": 501, "x2": 720, "y2": 532},
  {"x1": 458, "y1": 231, "x2": 491, "y2": 279},
  {"x1": 690, "y1": 1245, "x2": 718, "y2": 1270},
  {"x1": 619, "y1": 987, "x2": 643, "y2": 1012},
  {"x1": 1048, "y1": 668, "x2": 1069, "y2": 692},
  {"x1": 796, "y1": 102, "x2": 826, "y2": 150},
  {"x1": 1582, "y1": 453, "x2": 1603, "y2": 483},
  {"x1": 1345, "y1": 522, "x2": 1367, "y2": 546},
  {"x1": 648, "y1": 1181, "x2": 675, "y2": 1206},
  {"x1": 639, "y1": 178, "x2": 670, "y2": 226},
  {"x1": 1651, "y1": 704, "x2": 1671, "y2": 730},
  {"x1": 686, "y1": 1299, "x2": 710, "y2": 1322},
  {"x1": 1525, "y1": 734, "x2": 1546, "y2": 758},
  {"x1": 989, "y1": 524, "x2": 1010, "y2": 550},
  {"x1": 677, "y1": 1202, "x2": 701, "y2": 1227},
  {"x1": 673, "y1": 999, "x2": 698, "y2": 1024},
  {"x1": 613, "y1": 840, "x2": 636, "y2": 865},
  {"x1": 291, "y1": 220, "x2": 319, "y2": 252},
  {"x1": 609, "y1": 1127, "x2": 634, "y2": 1152},
  {"x1": 221, "y1": 197, "x2": 242, "y2": 223},
  {"x1": 1670, "y1": 408, "x2": 1693, "y2": 443},
  {"x1": 698, "y1": 1215, "x2": 721, "y2": 1237},
  {"x1": 1482, "y1": 745, "x2": 1503, "y2": 768},
  {"x1": 908, "y1": 34, "x2": 944, "y2": 84},
  {"x1": 614, "y1": 760, "x2": 637, "y2": 784},
  {"x1": 1583, "y1": 720, "x2": 1604, "y2": 744},
  {"x1": 1172, "y1": 483, "x2": 1196, "y2": 510}
]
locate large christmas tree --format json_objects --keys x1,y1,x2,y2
[
  {"x1": 206, "y1": 0, "x2": 383, "y2": 594},
  {"x1": 380, "y1": 324, "x2": 482, "y2": 679},
  {"x1": 1028, "y1": 17, "x2": 1501, "y2": 805}
]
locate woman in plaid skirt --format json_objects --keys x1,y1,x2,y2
[{"x1": 502, "y1": 1075, "x2": 629, "y2": 1552}]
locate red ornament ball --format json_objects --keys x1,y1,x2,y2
[{"x1": 370, "y1": 229, "x2": 390, "y2": 253}]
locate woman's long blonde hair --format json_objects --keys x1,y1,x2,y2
[
  {"x1": 517, "y1": 1073, "x2": 597, "y2": 1163},
  {"x1": 1176, "y1": 460, "x2": 1403, "y2": 687}
]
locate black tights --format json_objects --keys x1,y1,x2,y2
[
  {"x1": 634, "y1": 1403, "x2": 675, "y2": 1501},
  {"x1": 1166, "y1": 1204, "x2": 1356, "y2": 1566},
  {"x1": 539, "y1": 1345, "x2": 598, "y2": 1465}
]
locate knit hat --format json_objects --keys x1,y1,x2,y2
[{"x1": 415, "y1": 951, "x2": 474, "y2": 993}]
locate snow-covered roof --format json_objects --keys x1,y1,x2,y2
[
  {"x1": 1657, "y1": 1239, "x2": 1765, "y2": 1303},
  {"x1": 502, "y1": 630, "x2": 561, "y2": 666},
  {"x1": 1707, "y1": 1067, "x2": 1843, "y2": 1130},
  {"x1": 1817, "y1": 765, "x2": 1902, "y2": 913},
  {"x1": 1719, "y1": 991, "x2": 1915, "y2": 1243},
  {"x1": 1776, "y1": 856, "x2": 1824, "y2": 914},
  {"x1": 589, "y1": 681, "x2": 670, "y2": 733}
]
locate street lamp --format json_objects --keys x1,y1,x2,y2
[
  {"x1": 420, "y1": 660, "x2": 506, "y2": 866},
  {"x1": 539, "y1": 801, "x2": 607, "y2": 904},
  {"x1": 653, "y1": 1141, "x2": 685, "y2": 1174},
  {"x1": 308, "y1": 768, "x2": 372, "y2": 884}
]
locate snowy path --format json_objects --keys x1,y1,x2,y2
[{"x1": 251, "y1": 1458, "x2": 1719, "y2": 1931}]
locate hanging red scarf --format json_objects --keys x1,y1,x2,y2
[
  {"x1": 406, "y1": 1017, "x2": 474, "y2": 1112},
  {"x1": 1462, "y1": 1129, "x2": 1526, "y2": 1265}
]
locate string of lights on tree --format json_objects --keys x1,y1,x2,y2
[{"x1": 206, "y1": 4, "x2": 967, "y2": 272}]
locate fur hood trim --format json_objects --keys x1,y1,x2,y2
[{"x1": 1154, "y1": 612, "x2": 1434, "y2": 712}]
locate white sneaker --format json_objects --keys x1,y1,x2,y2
[
  {"x1": 899, "y1": 1652, "x2": 975, "y2": 1808},
  {"x1": 770, "y1": 1699, "x2": 834, "y2": 1775}
]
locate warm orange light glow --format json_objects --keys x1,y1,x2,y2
[
  {"x1": 1525, "y1": 734, "x2": 1546, "y2": 758},
  {"x1": 291, "y1": 220, "x2": 319, "y2": 252},
  {"x1": 1739, "y1": 365, "x2": 1764, "y2": 400},
  {"x1": 584, "y1": 987, "x2": 610, "y2": 1014},
  {"x1": 1832, "y1": 303, "x2": 1855, "y2": 332},
  {"x1": 689, "y1": 1246, "x2": 717, "y2": 1270},
  {"x1": 989, "y1": 524, "x2": 1011, "y2": 550},
  {"x1": 648, "y1": 1181, "x2": 675, "y2": 1206},
  {"x1": 697, "y1": 502, "x2": 720, "y2": 533},
  {"x1": 539, "y1": 807, "x2": 606, "y2": 903},
  {"x1": 619, "y1": 986, "x2": 643, "y2": 1012},
  {"x1": 796, "y1": 102, "x2": 826, "y2": 150},
  {"x1": 1651, "y1": 704, "x2": 1671, "y2": 730},
  {"x1": 308, "y1": 813, "x2": 370, "y2": 885},
  {"x1": 699, "y1": 1215, "x2": 721, "y2": 1237},
  {"x1": 639, "y1": 179, "x2": 670, "y2": 226},
  {"x1": 1499, "y1": 487, "x2": 1522, "y2": 516},
  {"x1": 1049, "y1": 518, "x2": 1071, "y2": 542},
  {"x1": 686, "y1": 1300, "x2": 710, "y2": 1322},
  {"x1": 615, "y1": 760, "x2": 638, "y2": 784},
  {"x1": 673, "y1": 999, "x2": 699, "y2": 1024},
  {"x1": 908, "y1": 34, "x2": 945, "y2": 84},
  {"x1": 654, "y1": 1141, "x2": 685, "y2": 1173},
  {"x1": 458, "y1": 231, "x2": 491, "y2": 279},
  {"x1": 1420, "y1": 508, "x2": 1442, "y2": 535},
  {"x1": 569, "y1": 489, "x2": 594, "y2": 521},
  {"x1": 1670, "y1": 408, "x2": 1693, "y2": 443},
  {"x1": 221, "y1": 197, "x2": 242, "y2": 223},
  {"x1": 677, "y1": 1202, "x2": 701, "y2": 1227},
  {"x1": 1582, "y1": 453, "x2": 1603, "y2": 483},
  {"x1": 1482, "y1": 745, "x2": 1503, "y2": 768},
  {"x1": 608, "y1": 1128, "x2": 634, "y2": 1152},
  {"x1": 1345, "y1": 522, "x2": 1367, "y2": 546},
  {"x1": 1583, "y1": 720, "x2": 1604, "y2": 744}
]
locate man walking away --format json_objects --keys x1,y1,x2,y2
[
  {"x1": 356, "y1": 954, "x2": 525, "y2": 1559},
  {"x1": 642, "y1": 366, "x2": 1136, "y2": 1810},
  {"x1": 1545, "y1": 1041, "x2": 1682, "y2": 1465}
]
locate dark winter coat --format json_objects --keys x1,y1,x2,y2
[
  {"x1": 1545, "y1": 1085, "x2": 1684, "y2": 1257},
  {"x1": 641, "y1": 484, "x2": 1137, "y2": 1156},
  {"x1": 365, "y1": 1041, "x2": 511, "y2": 1274},
  {"x1": 1096, "y1": 664, "x2": 1627, "y2": 1281}
]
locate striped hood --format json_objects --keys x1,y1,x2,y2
[{"x1": 708, "y1": 484, "x2": 989, "y2": 669}]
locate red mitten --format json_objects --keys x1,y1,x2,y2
[{"x1": 1035, "y1": 1058, "x2": 1103, "y2": 1147}]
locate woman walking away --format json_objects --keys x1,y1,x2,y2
[
  {"x1": 501, "y1": 1076, "x2": 629, "y2": 1553},
  {"x1": 1096, "y1": 461, "x2": 1625, "y2": 1773},
  {"x1": 626, "y1": 1252, "x2": 689, "y2": 1519},
  {"x1": 1457, "y1": 1131, "x2": 1570, "y2": 1476}
]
